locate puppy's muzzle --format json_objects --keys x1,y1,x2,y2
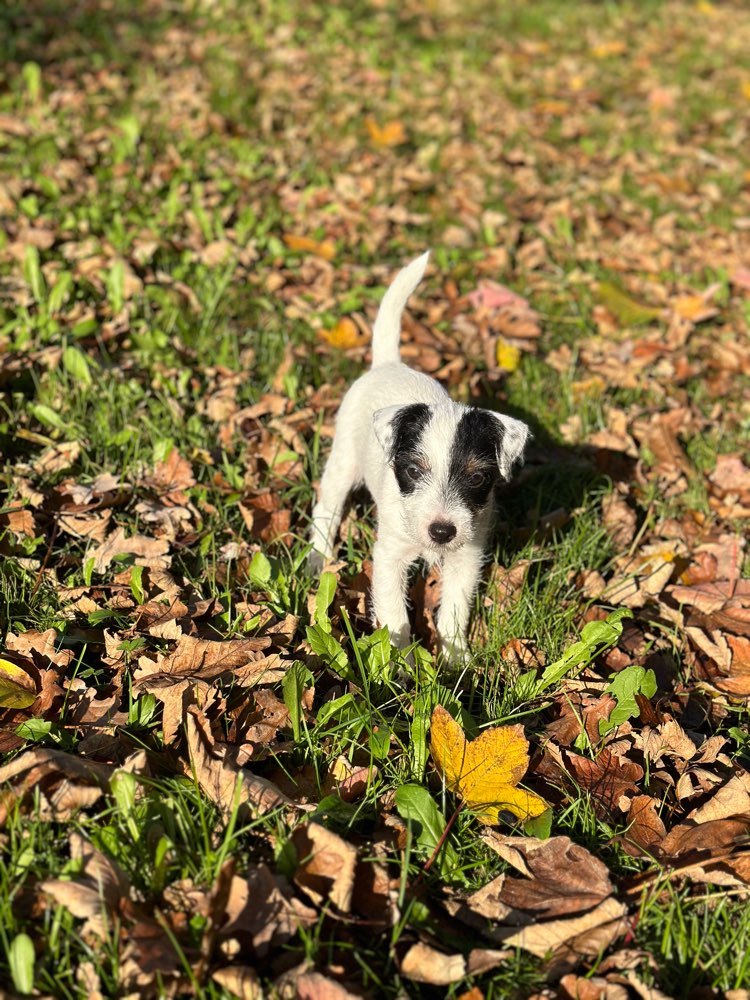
[{"x1": 428, "y1": 520, "x2": 457, "y2": 544}]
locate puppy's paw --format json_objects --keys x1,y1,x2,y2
[{"x1": 307, "y1": 548, "x2": 326, "y2": 575}]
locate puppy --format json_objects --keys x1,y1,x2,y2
[{"x1": 309, "y1": 252, "x2": 530, "y2": 661}]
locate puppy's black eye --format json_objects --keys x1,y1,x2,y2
[
  {"x1": 468, "y1": 470, "x2": 488, "y2": 488},
  {"x1": 406, "y1": 462, "x2": 424, "y2": 481}
]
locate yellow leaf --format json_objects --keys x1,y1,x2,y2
[
  {"x1": 741, "y1": 80, "x2": 750, "y2": 101},
  {"x1": 365, "y1": 117, "x2": 407, "y2": 148},
  {"x1": 596, "y1": 282, "x2": 662, "y2": 327},
  {"x1": 496, "y1": 338, "x2": 521, "y2": 372},
  {"x1": 282, "y1": 234, "x2": 336, "y2": 261},
  {"x1": 320, "y1": 317, "x2": 365, "y2": 350},
  {"x1": 673, "y1": 293, "x2": 718, "y2": 322},
  {"x1": 696, "y1": 0, "x2": 717, "y2": 15},
  {"x1": 0, "y1": 657, "x2": 37, "y2": 709},
  {"x1": 429, "y1": 705, "x2": 547, "y2": 823},
  {"x1": 590, "y1": 40, "x2": 626, "y2": 59},
  {"x1": 533, "y1": 99, "x2": 569, "y2": 116}
]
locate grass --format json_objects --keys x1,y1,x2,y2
[{"x1": 1, "y1": 0, "x2": 750, "y2": 996}]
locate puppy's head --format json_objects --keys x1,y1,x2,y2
[{"x1": 372, "y1": 402, "x2": 529, "y2": 552}]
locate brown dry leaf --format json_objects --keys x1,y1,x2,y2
[
  {"x1": 0, "y1": 506, "x2": 35, "y2": 538},
  {"x1": 146, "y1": 447, "x2": 196, "y2": 506},
  {"x1": 185, "y1": 710, "x2": 303, "y2": 818},
  {"x1": 501, "y1": 897, "x2": 628, "y2": 961},
  {"x1": 400, "y1": 942, "x2": 466, "y2": 985},
  {"x1": 601, "y1": 492, "x2": 637, "y2": 548},
  {"x1": 118, "y1": 919, "x2": 182, "y2": 991},
  {"x1": 622, "y1": 795, "x2": 667, "y2": 855},
  {"x1": 0, "y1": 747, "x2": 112, "y2": 822},
  {"x1": 688, "y1": 772, "x2": 750, "y2": 824},
  {"x1": 481, "y1": 834, "x2": 615, "y2": 917},
  {"x1": 292, "y1": 822, "x2": 358, "y2": 912},
  {"x1": 33, "y1": 440, "x2": 82, "y2": 476},
  {"x1": 553, "y1": 747, "x2": 643, "y2": 817},
  {"x1": 4, "y1": 628, "x2": 74, "y2": 671},
  {"x1": 221, "y1": 864, "x2": 317, "y2": 956},
  {"x1": 137, "y1": 675, "x2": 215, "y2": 745},
  {"x1": 660, "y1": 816, "x2": 750, "y2": 858},
  {"x1": 559, "y1": 974, "x2": 628, "y2": 1000},
  {"x1": 41, "y1": 832, "x2": 128, "y2": 939},
  {"x1": 546, "y1": 692, "x2": 615, "y2": 748},
  {"x1": 136, "y1": 635, "x2": 273, "y2": 681},
  {"x1": 711, "y1": 454, "x2": 750, "y2": 494},
  {"x1": 295, "y1": 972, "x2": 365, "y2": 1000},
  {"x1": 90, "y1": 526, "x2": 170, "y2": 572},
  {"x1": 211, "y1": 966, "x2": 263, "y2": 1000}
]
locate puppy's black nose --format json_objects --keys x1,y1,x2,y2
[{"x1": 428, "y1": 520, "x2": 457, "y2": 544}]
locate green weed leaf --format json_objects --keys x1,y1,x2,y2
[
  {"x1": 306, "y1": 622, "x2": 351, "y2": 679},
  {"x1": 313, "y1": 571, "x2": 337, "y2": 631},
  {"x1": 9, "y1": 933, "x2": 35, "y2": 994},
  {"x1": 600, "y1": 665, "x2": 658, "y2": 735},
  {"x1": 282, "y1": 661, "x2": 313, "y2": 742},
  {"x1": 248, "y1": 551, "x2": 272, "y2": 587},
  {"x1": 596, "y1": 282, "x2": 662, "y2": 326},
  {"x1": 23, "y1": 245, "x2": 45, "y2": 304},
  {"x1": 62, "y1": 345, "x2": 93, "y2": 386},
  {"x1": 394, "y1": 784, "x2": 459, "y2": 875},
  {"x1": 538, "y1": 608, "x2": 633, "y2": 693}
]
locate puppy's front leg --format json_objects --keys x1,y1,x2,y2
[
  {"x1": 371, "y1": 537, "x2": 414, "y2": 649},
  {"x1": 309, "y1": 440, "x2": 357, "y2": 571},
  {"x1": 438, "y1": 540, "x2": 486, "y2": 662}
]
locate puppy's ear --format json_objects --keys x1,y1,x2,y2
[
  {"x1": 491, "y1": 413, "x2": 531, "y2": 481},
  {"x1": 372, "y1": 404, "x2": 405, "y2": 455}
]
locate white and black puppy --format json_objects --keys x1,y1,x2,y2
[{"x1": 309, "y1": 252, "x2": 530, "y2": 662}]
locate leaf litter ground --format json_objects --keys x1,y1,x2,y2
[{"x1": 1, "y1": 1, "x2": 750, "y2": 998}]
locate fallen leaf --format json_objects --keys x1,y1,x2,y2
[
  {"x1": 596, "y1": 282, "x2": 661, "y2": 326},
  {"x1": 211, "y1": 966, "x2": 263, "y2": 1000},
  {"x1": 185, "y1": 710, "x2": 304, "y2": 818},
  {"x1": 221, "y1": 864, "x2": 317, "y2": 956},
  {"x1": 296, "y1": 972, "x2": 365, "y2": 1000},
  {"x1": 430, "y1": 706, "x2": 547, "y2": 823},
  {"x1": 501, "y1": 896, "x2": 628, "y2": 960},
  {"x1": 0, "y1": 657, "x2": 37, "y2": 708},
  {"x1": 320, "y1": 317, "x2": 365, "y2": 349},
  {"x1": 481, "y1": 834, "x2": 615, "y2": 917},
  {"x1": 400, "y1": 941, "x2": 466, "y2": 985},
  {"x1": 468, "y1": 281, "x2": 529, "y2": 311},
  {"x1": 90, "y1": 526, "x2": 170, "y2": 572},
  {"x1": 292, "y1": 822, "x2": 358, "y2": 912},
  {"x1": 282, "y1": 234, "x2": 336, "y2": 261},
  {"x1": 365, "y1": 117, "x2": 407, "y2": 147},
  {"x1": 496, "y1": 337, "x2": 522, "y2": 372}
]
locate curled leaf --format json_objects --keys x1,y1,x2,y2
[{"x1": 596, "y1": 282, "x2": 661, "y2": 326}]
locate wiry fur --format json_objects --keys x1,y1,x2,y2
[{"x1": 309, "y1": 252, "x2": 530, "y2": 661}]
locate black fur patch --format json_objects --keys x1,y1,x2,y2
[
  {"x1": 389, "y1": 403, "x2": 432, "y2": 495},
  {"x1": 447, "y1": 408, "x2": 503, "y2": 513}
]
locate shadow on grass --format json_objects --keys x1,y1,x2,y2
[{"x1": 0, "y1": 0, "x2": 193, "y2": 68}]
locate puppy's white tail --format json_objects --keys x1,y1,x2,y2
[{"x1": 371, "y1": 251, "x2": 430, "y2": 368}]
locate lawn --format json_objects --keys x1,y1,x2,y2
[{"x1": 1, "y1": 1, "x2": 750, "y2": 997}]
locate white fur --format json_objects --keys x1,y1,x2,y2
[{"x1": 309, "y1": 252, "x2": 530, "y2": 661}]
